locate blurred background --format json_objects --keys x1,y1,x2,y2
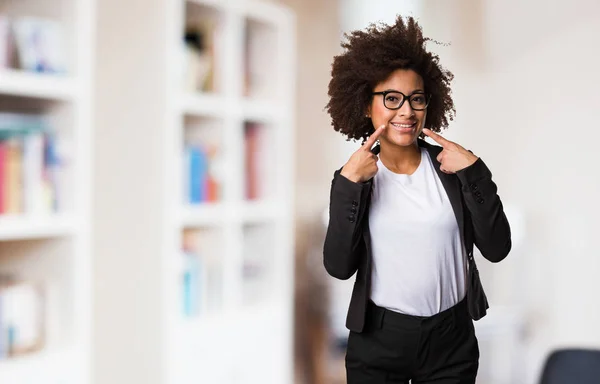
[{"x1": 0, "y1": 0, "x2": 599, "y2": 383}]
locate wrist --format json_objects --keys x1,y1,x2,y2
[{"x1": 340, "y1": 168, "x2": 361, "y2": 183}]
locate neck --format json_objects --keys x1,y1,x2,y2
[{"x1": 379, "y1": 140, "x2": 421, "y2": 174}]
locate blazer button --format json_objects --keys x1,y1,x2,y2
[
  {"x1": 348, "y1": 215, "x2": 355, "y2": 223},
  {"x1": 470, "y1": 184, "x2": 479, "y2": 191},
  {"x1": 350, "y1": 207, "x2": 357, "y2": 214},
  {"x1": 474, "y1": 191, "x2": 482, "y2": 198},
  {"x1": 477, "y1": 198, "x2": 485, "y2": 204},
  {"x1": 352, "y1": 200, "x2": 358, "y2": 207}
]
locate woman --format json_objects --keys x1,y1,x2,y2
[{"x1": 323, "y1": 15, "x2": 511, "y2": 383}]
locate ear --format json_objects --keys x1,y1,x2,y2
[{"x1": 365, "y1": 104, "x2": 372, "y2": 118}]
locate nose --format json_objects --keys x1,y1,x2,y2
[{"x1": 397, "y1": 98, "x2": 415, "y2": 117}]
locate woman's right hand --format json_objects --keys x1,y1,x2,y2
[{"x1": 340, "y1": 124, "x2": 386, "y2": 183}]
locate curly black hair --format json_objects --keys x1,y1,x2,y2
[{"x1": 326, "y1": 15, "x2": 455, "y2": 143}]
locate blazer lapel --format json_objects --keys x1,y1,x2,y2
[{"x1": 420, "y1": 140, "x2": 466, "y2": 243}]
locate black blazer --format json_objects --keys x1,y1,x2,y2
[{"x1": 323, "y1": 138, "x2": 512, "y2": 333}]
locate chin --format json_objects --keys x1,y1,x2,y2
[{"x1": 388, "y1": 133, "x2": 419, "y2": 147}]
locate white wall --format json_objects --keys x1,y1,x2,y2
[
  {"x1": 339, "y1": 0, "x2": 600, "y2": 383},
  {"x1": 93, "y1": 0, "x2": 167, "y2": 383}
]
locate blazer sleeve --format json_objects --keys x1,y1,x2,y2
[
  {"x1": 323, "y1": 169, "x2": 371, "y2": 280},
  {"x1": 456, "y1": 158, "x2": 512, "y2": 262}
]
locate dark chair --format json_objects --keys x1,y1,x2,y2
[{"x1": 540, "y1": 348, "x2": 600, "y2": 384}]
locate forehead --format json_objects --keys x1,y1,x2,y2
[{"x1": 375, "y1": 68, "x2": 424, "y2": 92}]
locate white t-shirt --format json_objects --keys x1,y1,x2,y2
[{"x1": 369, "y1": 147, "x2": 467, "y2": 317}]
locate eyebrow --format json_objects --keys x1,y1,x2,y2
[{"x1": 381, "y1": 88, "x2": 425, "y2": 94}]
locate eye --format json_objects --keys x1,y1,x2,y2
[
  {"x1": 385, "y1": 95, "x2": 399, "y2": 102},
  {"x1": 412, "y1": 95, "x2": 425, "y2": 103}
]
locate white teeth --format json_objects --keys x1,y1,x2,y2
[{"x1": 392, "y1": 123, "x2": 414, "y2": 128}]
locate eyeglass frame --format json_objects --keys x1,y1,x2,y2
[{"x1": 371, "y1": 90, "x2": 431, "y2": 111}]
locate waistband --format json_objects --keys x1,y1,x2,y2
[{"x1": 367, "y1": 298, "x2": 469, "y2": 329}]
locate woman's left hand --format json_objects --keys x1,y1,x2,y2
[{"x1": 422, "y1": 128, "x2": 479, "y2": 174}]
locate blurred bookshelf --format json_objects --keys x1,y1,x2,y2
[
  {"x1": 0, "y1": 0, "x2": 93, "y2": 383},
  {"x1": 164, "y1": 0, "x2": 295, "y2": 383},
  {"x1": 0, "y1": 69, "x2": 78, "y2": 101}
]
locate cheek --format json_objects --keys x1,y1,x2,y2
[
  {"x1": 371, "y1": 102, "x2": 393, "y2": 122},
  {"x1": 418, "y1": 111, "x2": 427, "y2": 128}
]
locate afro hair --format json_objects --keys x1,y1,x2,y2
[{"x1": 326, "y1": 15, "x2": 456, "y2": 143}]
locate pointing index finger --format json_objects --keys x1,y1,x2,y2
[
  {"x1": 363, "y1": 124, "x2": 386, "y2": 150},
  {"x1": 422, "y1": 128, "x2": 450, "y2": 147}
]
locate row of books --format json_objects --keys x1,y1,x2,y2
[
  {"x1": 183, "y1": 123, "x2": 270, "y2": 203},
  {"x1": 183, "y1": 18, "x2": 218, "y2": 93},
  {"x1": 183, "y1": 143, "x2": 221, "y2": 204},
  {"x1": 0, "y1": 276, "x2": 45, "y2": 359},
  {"x1": 180, "y1": 229, "x2": 222, "y2": 317},
  {"x1": 0, "y1": 113, "x2": 62, "y2": 215},
  {"x1": 178, "y1": 226, "x2": 274, "y2": 315},
  {"x1": 0, "y1": 14, "x2": 66, "y2": 73},
  {"x1": 245, "y1": 122, "x2": 269, "y2": 200},
  {"x1": 181, "y1": 13, "x2": 276, "y2": 97}
]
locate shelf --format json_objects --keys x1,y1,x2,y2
[
  {"x1": 239, "y1": 0, "x2": 292, "y2": 25},
  {"x1": 179, "y1": 95, "x2": 285, "y2": 121},
  {"x1": 180, "y1": 201, "x2": 284, "y2": 226},
  {"x1": 0, "y1": 70, "x2": 78, "y2": 101},
  {"x1": 0, "y1": 214, "x2": 77, "y2": 241},
  {"x1": 241, "y1": 99, "x2": 284, "y2": 122},
  {"x1": 0, "y1": 348, "x2": 78, "y2": 384},
  {"x1": 186, "y1": 0, "x2": 228, "y2": 11},
  {"x1": 181, "y1": 202, "x2": 226, "y2": 227},
  {"x1": 176, "y1": 299, "x2": 284, "y2": 335},
  {"x1": 186, "y1": 0, "x2": 289, "y2": 17},
  {"x1": 180, "y1": 93, "x2": 228, "y2": 117},
  {"x1": 176, "y1": 310, "x2": 227, "y2": 335},
  {"x1": 241, "y1": 200, "x2": 283, "y2": 223}
]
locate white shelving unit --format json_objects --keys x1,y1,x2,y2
[
  {"x1": 0, "y1": 0, "x2": 93, "y2": 382},
  {"x1": 0, "y1": 69, "x2": 79, "y2": 101},
  {"x1": 0, "y1": 214, "x2": 77, "y2": 241},
  {"x1": 92, "y1": 0, "x2": 294, "y2": 382},
  {"x1": 163, "y1": 1, "x2": 296, "y2": 383}
]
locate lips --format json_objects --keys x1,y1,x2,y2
[{"x1": 390, "y1": 121, "x2": 416, "y2": 132}]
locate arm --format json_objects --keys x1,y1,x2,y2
[
  {"x1": 456, "y1": 158, "x2": 512, "y2": 262},
  {"x1": 323, "y1": 169, "x2": 371, "y2": 280}
]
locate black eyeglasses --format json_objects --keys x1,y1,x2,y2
[{"x1": 372, "y1": 91, "x2": 431, "y2": 111}]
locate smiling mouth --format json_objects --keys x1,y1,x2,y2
[{"x1": 391, "y1": 122, "x2": 416, "y2": 130}]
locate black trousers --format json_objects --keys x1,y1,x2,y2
[{"x1": 345, "y1": 298, "x2": 479, "y2": 383}]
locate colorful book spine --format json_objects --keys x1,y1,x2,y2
[
  {"x1": 0, "y1": 113, "x2": 62, "y2": 215},
  {"x1": 185, "y1": 144, "x2": 220, "y2": 204},
  {"x1": 245, "y1": 122, "x2": 265, "y2": 200}
]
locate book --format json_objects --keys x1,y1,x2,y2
[
  {"x1": 11, "y1": 16, "x2": 67, "y2": 73},
  {"x1": 245, "y1": 122, "x2": 270, "y2": 200},
  {"x1": 183, "y1": 18, "x2": 219, "y2": 92},
  {"x1": 0, "y1": 279, "x2": 45, "y2": 359},
  {"x1": 0, "y1": 113, "x2": 60, "y2": 214},
  {"x1": 184, "y1": 143, "x2": 221, "y2": 204}
]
